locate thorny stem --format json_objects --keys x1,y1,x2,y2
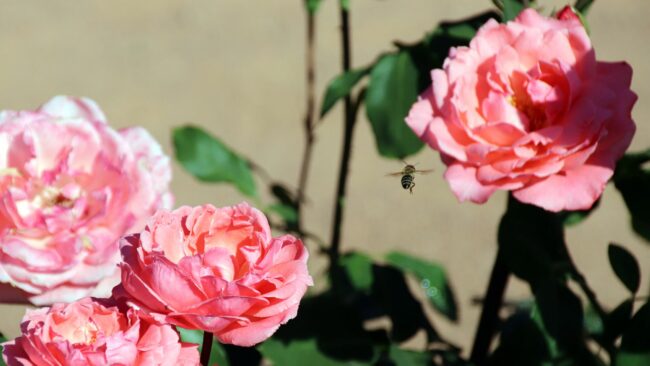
[
  {"x1": 296, "y1": 8, "x2": 317, "y2": 232},
  {"x1": 328, "y1": 2, "x2": 354, "y2": 269},
  {"x1": 200, "y1": 331, "x2": 213, "y2": 366}
]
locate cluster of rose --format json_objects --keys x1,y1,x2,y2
[
  {"x1": 0, "y1": 4, "x2": 641, "y2": 366},
  {"x1": 0, "y1": 97, "x2": 312, "y2": 365}
]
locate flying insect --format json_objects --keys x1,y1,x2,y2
[{"x1": 386, "y1": 162, "x2": 433, "y2": 194}]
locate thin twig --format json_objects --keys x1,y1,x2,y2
[
  {"x1": 328, "y1": 2, "x2": 354, "y2": 268},
  {"x1": 296, "y1": 8, "x2": 317, "y2": 232}
]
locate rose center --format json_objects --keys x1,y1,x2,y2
[
  {"x1": 14, "y1": 184, "x2": 79, "y2": 219},
  {"x1": 509, "y1": 94, "x2": 547, "y2": 132},
  {"x1": 60, "y1": 319, "x2": 100, "y2": 345}
]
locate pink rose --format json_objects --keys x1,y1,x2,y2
[
  {"x1": 406, "y1": 9, "x2": 636, "y2": 211},
  {"x1": 114, "y1": 203, "x2": 313, "y2": 347},
  {"x1": 2, "y1": 297, "x2": 199, "y2": 365},
  {"x1": 0, "y1": 96, "x2": 173, "y2": 305}
]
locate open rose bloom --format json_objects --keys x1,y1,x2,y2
[
  {"x1": 0, "y1": 96, "x2": 172, "y2": 305},
  {"x1": 2, "y1": 297, "x2": 199, "y2": 365},
  {"x1": 406, "y1": 8, "x2": 636, "y2": 211},
  {"x1": 114, "y1": 203, "x2": 313, "y2": 347}
]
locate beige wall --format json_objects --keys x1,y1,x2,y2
[{"x1": 0, "y1": 0, "x2": 648, "y2": 353}]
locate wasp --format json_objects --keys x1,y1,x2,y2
[{"x1": 386, "y1": 161, "x2": 433, "y2": 194}]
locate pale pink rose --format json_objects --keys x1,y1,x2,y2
[
  {"x1": 406, "y1": 9, "x2": 636, "y2": 211},
  {"x1": 114, "y1": 203, "x2": 313, "y2": 347},
  {"x1": 2, "y1": 297, "x2": 200, "y2": 366},
  {"x1": 0, "y1": 96, "x2": 173, "y2": 305}
]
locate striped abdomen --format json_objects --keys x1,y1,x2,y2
[{"x1": 401, "y1": 174, "x2": 414, "y2": 189}]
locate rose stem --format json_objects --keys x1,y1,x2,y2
[
  {"x1": 296, "y1": 3, "x2": 317, "y2": 233},
  {"x1": 328, "y1": 0, "x2": 355, "y2": 269},
  {"x1": 469, "y1": 249, "x2": 510, "y2": 365},
  {"x1": 200, "y1": 331, "x2": 214, "y2": 366}
]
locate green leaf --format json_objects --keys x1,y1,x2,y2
[
  {"x1": 365, "y1": 52, "x2": 424, "y2": 159},
  {"x1": 259, "y1": 339, "x2": 373, "y2": 366},
  {"x1": 616, "y1": 352, "x2": 650, "y2": 366},
  {"x1": 340, "y1": 252, "x2": 374, "y2": 292},
  {"x1": 369, "y1": 265, "x2": 438, "y2": 343},
  {"x1": 490, "y1": 307, "x2": 551, "y2": 365},
  {"x1": 267, "y1": 203, "x2": 298, "y2": 226},
  {"x1": 534, "y1": 281, "x2": 584, "y2": 350},
  {"x1": 614, "y1": 150, "x2": 650, "y2": 243},
  {"x1": 608, "y1": 243, "x2": 641, "y2": 294},
  {"x1": 173, "y1": 126, "x2": 257, "y2": 197},
  {"x1": 559, "y1": 198, "x2": 600, "y2": 227},
  {"x1": 618, "y1": 302, "x2": 650, "y2": 364},
  {"x1": 501, "y1": 0, "x2": 525, "y2": 22},
  {"x1": 306, "y1": 0, "x2": 322, "y2": 14},
  {"x1": 320, "y1": 67, "x2": 370, "y2": 118},
  {"x1": 388, "y1": 345, "x2": 434, "y2": 366},
  {"x1": 340, "y1": 0, "x2": 350, "y2": 11},
  {"x1": 385, "y1": 251, "x2": 458, "y2": 321},
  {"x1": 584, "y1": 305, "x2": 604, "y2": 337},
  {"x1": 574, "y1": 0, "x2": 594, "y2": 13},
  {"x1": 178, "y1": 328, "x2": 229, "y2": 366},
  {"x1": 271, "y1": 292, "x2": 385, "y2": 362}
]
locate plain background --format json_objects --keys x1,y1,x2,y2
[{"x1": 0, "y1": 0, "x2": 648, "y2": 354}]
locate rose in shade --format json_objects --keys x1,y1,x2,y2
[
  {"x1": 114, "y1": 203, "x2": 313, "y2": 347},
  {"x1": 2, "y1": 297, "x2": 199, "y2": 365},
  {"x1": 0, "y1": 96, "x2": 173, "y2": 305},
  {"x1": 406, "y1": 9, "x2": 636, "y2": 211}
]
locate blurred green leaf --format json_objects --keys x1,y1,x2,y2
[
  {"x1": 270, "y1": 183, "x2": 298, "y2": 207},
  {"x1": 385, "y1": 251, "x2": 458, "y2": 321},
  {"x1": 340, "y1": 0, "x2": 350, "y2": 11},
  {"x1": 534, "y1": 281, "x2": 584, "y2": 350},
  {"x1": 173, "y1": 126, "x2": 257, "y2": 197},
  {"x1": 559, "y1": 198, "x2": 600, "y2": 227},
  {"x1": 271, "y1": 291, "x2": 388, "y2": 362},
  {"x1": 618, "y1": 302, "x2": 650, "y2": 365},
  {"x1": 614, "y1": 150, "x2": 650, "y2": 242},
  {"x1": 388, "y1": 345, "x2": 434, "y2": 366},
  {"x1": 358, "y1": 11, "x2": 496, "y2": 161},
  {"x1": 490, "y1": 307, "x2": 551, "y2": 365},
  {"x1": 259, "y1": 339, "x2": 373, "y2": 366},
  {"x1": 584, "y1": 305, "x2": 604, "y2": 337},
  {"x1": 616, "y1": 352, "x2": 650, "y2": 366},
  {"x1": 178, "y1": 328, "x2": 229, "y2": 366},
  {"x1": 340, "y1": 252, "x2": 374, "y2": 292},
  {"x1": 501, "y1": 0, "x2": 525, "y2": 22},
  {"x1": 306, "y1": 0, "x2": 322, "y2": 14},
  {"x1": 321, "y1": 67, "x2": 370, "y2": 118},
  {"x1": 267, "y1": 203, "x2": 298, "y2": 226},
  {"x1": 365, "y1": 52, "x2": 424, "y2": 159},
  {"x1": 608, "y1": 243, "x2": 641, "y2": 294},
  {"x1": 370, "y1": 264, "x2": 438, "y2": 343},
  {"x1": 574, "y1": 0, "x2": 594, "y2": 13}
]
